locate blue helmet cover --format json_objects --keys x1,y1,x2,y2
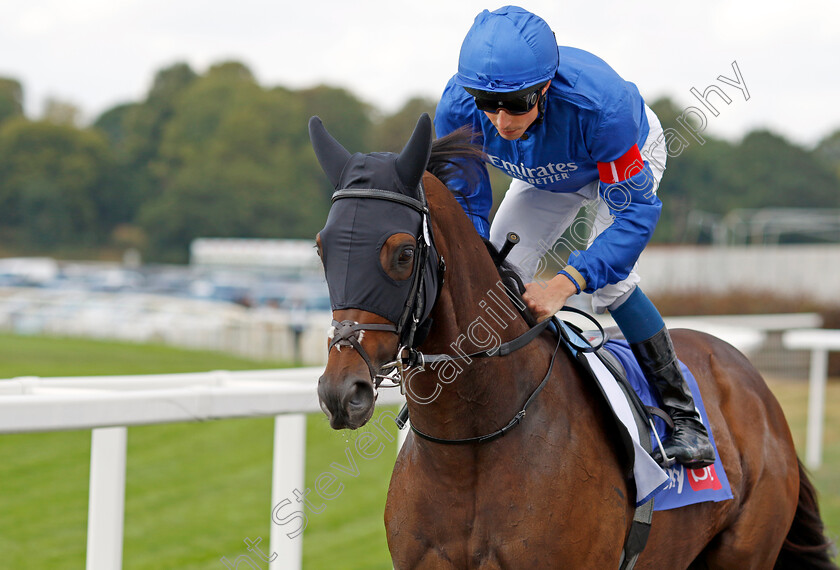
[{"x1": 456, "y1": 5, "x2": 559, "y2": 92}]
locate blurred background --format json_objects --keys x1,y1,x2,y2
[{"x1": 0, "y1": 1, "x2": 838, "y2": 568}]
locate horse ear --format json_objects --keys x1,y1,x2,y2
[
  {"x1": 309, "y1": 116, "x2": 352, "y2": 188},
  {"x1": 395, "y1": 113, "x2": 433, "y2": 192}
]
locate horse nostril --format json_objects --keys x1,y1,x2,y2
[{"x1": 346, "y1": 380, "x2": 375, "y2": 411}]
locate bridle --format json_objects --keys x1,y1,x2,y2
[{"x1": 326, "y1": 184, "x2": 445, "y2": 390}]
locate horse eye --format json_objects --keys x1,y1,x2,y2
[{"x1": 398, "y1": 247, "x2": 415, "y2": 265}]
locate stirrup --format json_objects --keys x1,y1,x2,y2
[{"x1": 649, "y1": 417, "x2": 676, "y2": 468}]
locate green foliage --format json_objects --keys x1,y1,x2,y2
[
  {"x1": 42, "y1": 98, "x2": 82, "y2": 127},
  {"x1": 91, "y1": 62, "x2": 201, "y2": 246},
  {"x1": 649, "y1": 97, "x2": 840, "y2": 243},
  {"x1": 0, "y1": 74, "x2": 839, "y2": 260},
  {"x1": 298, "y1": 85, "x2": 373, "y2": 153},
  {"x1": 0, "y1": 77, "x2": 23, "y2": 126},
  {"x1": 0, "y1": 118, "x2": 113, "y2": 246},
  {"x1": 730, "y1": 130, "x2": 839, "y2": 210},
  {"x1": 373, "y1": 96, "x2": 438, "y2": 152},
  {"x1": 815, "y1": 129, "x2": 840, "y2": 180},
  {"x1": 137, "y1": 65, "x2": 332, "y2": 261}
]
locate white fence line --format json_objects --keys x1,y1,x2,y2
[
  {"x1": 782, "y1": 329, "x2": 840, "y2": 469},
  {"x1": 0, "y1": 367, "x2": 406, "y2": 570},
  {"x1": 0, "y1": 281, "x2": 830, "y2": 370}
]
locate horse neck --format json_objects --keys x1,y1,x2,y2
[
  {"x1": 423, "y1": 174, "x2": 532, "y2": 349},
  {"x1": 405, "y1": 177, "x2": 547, "y2": 440}
]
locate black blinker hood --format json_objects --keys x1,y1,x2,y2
[{"x1": 309, "y1": 114, "x2": 441, "y2": 343}]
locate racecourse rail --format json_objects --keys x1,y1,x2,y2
[
  {"x1": 0, "y1": 367, "x2": 407, "y2": 570},
  {"x1": 1, "y1": 324, "x2": 837, "y2": 569}
]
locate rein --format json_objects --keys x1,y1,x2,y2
[
  {"x1": 408, "y1": 316, "x2": 562, "y2": 444},
  {"x1": 403, "y1": 307, "x2": 604, "y2": 445}
]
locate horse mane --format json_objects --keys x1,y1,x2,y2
[
  {"x1": 428, "y1": 126, "x2": 486, "y2": 192},
  {"x1": 428, "y1": 126, "x2": 535, "y2": 325}
]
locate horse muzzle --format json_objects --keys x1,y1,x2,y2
[{"x1": 317, "y1": 372, "x2": 377, "y2": 430}]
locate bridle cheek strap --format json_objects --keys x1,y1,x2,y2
[{"x1": 329, "y1": 319, "x2": 398, "y2": 388}]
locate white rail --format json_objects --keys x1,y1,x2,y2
[
  {"x1": 0, "y1": 367, "x2": 406, "y2": 570},
  {"x1": 782, "y1": 329, "x2": 840, "y2": 469}
]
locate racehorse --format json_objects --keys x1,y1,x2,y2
[{"x1": 310, "y1": 113, "x2": 836, "y2": 569}]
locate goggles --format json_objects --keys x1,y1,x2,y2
[{"x1": 465, "y1": 82, "x2": 547, "y2": 115}]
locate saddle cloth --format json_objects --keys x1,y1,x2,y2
[
  {"x1": 563, "y1": 318, "x2": 734, "y2": 510},
  {"x1": 592, "y1": 339, "x2": 734, "y2": 510}
]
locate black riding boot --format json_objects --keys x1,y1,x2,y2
[{"x1": 630, "y1": 327, "x2": 716, "y2": 469}]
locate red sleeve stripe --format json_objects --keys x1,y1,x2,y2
[{"x1": 597, "y1": 144, "x2": 645, "y2": 184}]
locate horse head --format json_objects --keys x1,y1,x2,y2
[{"x1": 310, "y1": 113, "x2": 441, "y2": 429}]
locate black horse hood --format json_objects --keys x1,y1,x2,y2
[
  {"x1": 338, "y1": 152, "x2": 414, "y2": 195},
  {"x1": 310, "y1": 114, "x2": 440, "y2": 327}
]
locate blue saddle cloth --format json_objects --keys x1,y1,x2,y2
[{"x1": 603, "y1": 340, "x2": 734, "y2": 511}]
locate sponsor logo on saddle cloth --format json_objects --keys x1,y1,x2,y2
[{"x1": 604, "y1": 340, "x2": 734, "y2": 511}]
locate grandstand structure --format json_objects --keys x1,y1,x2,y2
[{"x1": 685, "y1": 208, "x2": 840, "y2": 246}]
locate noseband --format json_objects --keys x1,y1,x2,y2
[{"x1": 329, "y1": 319, "x2": 402, "y2": 388}]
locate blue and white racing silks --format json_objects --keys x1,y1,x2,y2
[{"x1": 434, "y1": 46, "x2": 663, "y2": 293}]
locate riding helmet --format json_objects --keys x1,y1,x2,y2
[{"x1": 455, "y1": 6, "x2": 559, "y2": 93}]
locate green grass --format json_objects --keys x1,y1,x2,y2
[
  {"x1": 0, "y1": 334, "x2": 837, "y2": 569},
  {"x1": 767, "y1": 377, "x2": 840, "y2": 549},
  {"x1": 0, "y1": 333, "x2": 287, "y2": 377},
  {"x1": 0, "y1": 334, "x2": 396, "y2": 570}
]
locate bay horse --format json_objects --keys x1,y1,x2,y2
[{"x1": 310, "y1": 113, "x2": 836, "y2": 569}]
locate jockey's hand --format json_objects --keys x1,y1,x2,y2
[{"x1": 523, "y1": 273, "x2": 579, "y2": 322}]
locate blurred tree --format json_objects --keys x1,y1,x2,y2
[
  {"x1": 0, "y1": 78, "x2": 23, "y2": 126},
  {"x1": 729, "y1": 130, "x2": 839, "y2": 210},
  {"x1": 0, "y1": 63, "x2": 830, "y2": 260},
  {"x1": 653, "y1": 137, "x2": 737, "y2": 242},
  {"x1": 814, "y1": 129, "x2": 840, "y2": 179},
  {"x1": 94, "y1": 103, "x2": 136, "y2": 148},
  {"x1": 0, "y1": 118, "x2": 112, "y2": 246},
  {"x1": 103, "y1": 62, "x2": 198, "y2": 185},
  {"x1": 42, "y1": 98, "x2": 82, "y2": 127},
  {"x1": 92, "y1": 62, "x2": 199, "y2": 237},
  {"x1": 138, "y1": 62, "x2": 334, "y2": 260},
  {"x1": 298, "y1": 85, "x2": 373, "y2": 156},
  {"x1": 648, "y1": 96, "x2": 681, "y2": 130},
  {"x1": 373, "y1": 96, "x2": 438, "y2": 152},
  {"x1": 647, "y1": 98, "x2": 840, "y2": 242}
]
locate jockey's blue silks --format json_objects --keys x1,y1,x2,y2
[
  {"x1": 316, "y1": 148, "x2": 440, "y2": 329},
  {"x1": 609, "y1": 287, "x2": 666, "y2": 344}
]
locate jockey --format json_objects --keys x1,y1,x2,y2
[{"x1": 434, "y1": 5, "x2": 715, "y2": 469}]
